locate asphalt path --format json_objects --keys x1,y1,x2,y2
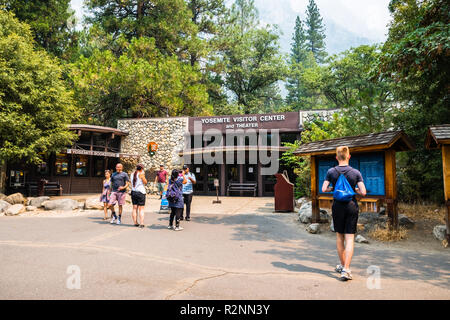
[{"x1": 0, "y1": 196, "x2": 449, "y2": 299}]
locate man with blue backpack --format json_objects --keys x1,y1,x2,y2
[{"x1": 322, "y1": 146, "x2": 367, "y2": 281}]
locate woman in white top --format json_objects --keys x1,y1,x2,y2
[{"x1": 130, "y1": 163, "x2": 147, "y2": 228}]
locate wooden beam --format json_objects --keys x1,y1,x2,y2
[
  {"x1": 310, "y1": 156, "x2": 320, "y2": 223},
  {"x1": 442, "y1": 145, "x2": 450, "y2": 241},
  {"x1": 385, "y1": 149, "x2": 398, "y2": 229}
]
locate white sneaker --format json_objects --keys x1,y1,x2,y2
[
  {"x1": 116, "y1": 217, "x2": 121, "y2": 225},
  {"x1": 335, "y1": 264, "x2": 343, "y2": 273},
  {"x1": 167, "y1": 225, "x2": 173, "y2": 230},
  {"x1": 110, "y1": 216, "x2": 116, "y2": 224},
  {"x1": 340, "y1": 269, "x2": 353, "y2": 281},
  {"x1": 174, "y1": 226, "x2": 184, "y2": 231}
]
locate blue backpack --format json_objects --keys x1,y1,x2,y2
[
  {"x1": 333, "y1": 167, "x2": 356, "y2": 202},
  {"x1": 166, "y1": 180, "x2": 182, "y2": 203}
]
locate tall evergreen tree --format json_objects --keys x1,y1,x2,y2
[
  {"x1": 285, "y1": 16, "x2": 308, "y2": 108},
  {"x1": 290, "y1": 16, "x2": 308, "y2": 64},
  {"x1": 305, "y1": 0, "x2": 327, "y2": 63}
]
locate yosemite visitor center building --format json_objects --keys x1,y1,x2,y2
[{"x1": 2, "y1": 110, "x2": 336, "y2": 197}]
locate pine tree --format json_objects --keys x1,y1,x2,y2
[
  {"x1": 305, "y1": 0, "x2": 327, "y2": 63},
  {"x1": 290, "y1": 16, "x2": 308, "y2": 64},
  {"x1": 286, "y1": 16, "x2": 308, "y2": 108}
]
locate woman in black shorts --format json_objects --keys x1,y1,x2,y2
[{"x1": 130, "y1": 164, "x2": 147, "y2": 228}]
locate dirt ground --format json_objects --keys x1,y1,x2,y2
[{"x1": 305, "y1": 203, "x2": 448, "y2": 253}]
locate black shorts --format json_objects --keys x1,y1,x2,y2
[
  {"x1": 332, "y1": 200, "x2": 359, "y2": 234},
  {"x1": 131, "y1": 191, "x2": 146, "y2": 206}
]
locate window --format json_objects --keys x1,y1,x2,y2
[
  {"x1": 75, "y1": 155, "x2": 89, "y2": 176},
  {"x1": 77, "y1": 131, "x2": 91, "y2": 149},
  {"x1": 260, "y1": 133, "x2": 273, "y2": 146},
  {"x1": 93, "y1": 157, "x2": 105, "y2": 177},
  {"x1": 281, "y1": 133, "x2": 298, "y2": 145},
  {"x1": 55, "y1": 153, "x2": 70, "y2": 176},
  {"x1": 108, "y1": 136, "x2": 121, "y2": 152},
  {"x1": 93, "y1": 133, "x2": 107, "y2": 151},
  {"x1": 36, "y1": 154, "x2": 49, "y2": 175}
]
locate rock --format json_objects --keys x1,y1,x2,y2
[
  {"x1": 296, "y1": 197, "x2": 308, "y2": 208},
  {"x1": 379, "y1": 207, "x2": 386, "y2": 215},
  {"x1": 433, "y1": 225, "x2": 447, "y2": 241},
  {"x1": 5, "y1": 193, "x2": 26, "y2": 205},
  {"x1": 0, "y1": 200, "x2": 11, "y2": 213},
  {"x1": 42, "y1": 199, "x2": 80, "y2": 211},
  {"x1": 320, "y1": 210, "x2": 329, "y2": 222},
  {"x1": 5, "y1": 204, "x2": 25, "y2": 216},
  {"x1": 84, "y1": 196, "x2": 104, "y2": 210},
  {"x1": 0, "y1": 193, "x2": 7, "y2": 201},
  {"x1": 28, "y1": 196, "x2": 50, "y2": 208},
  {"x1": 298, "y1": 201, "x2": 312, "y2": 224},
  {"x1": 306, "y1": 223, "x2": 320, "y2": 234},
  {"x1": 26, "y1": 206, "x2": 37, "y2": 211},
  {"x1": 398, "y1": 214, "x2": 415, "y2": 229},
  {"x1": 355, "y1": 235, "x2": 369, "y2": 244}
]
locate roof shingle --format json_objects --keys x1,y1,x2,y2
[{"x1": 294, "y1": 130, "x2": 414, "y2": 156}]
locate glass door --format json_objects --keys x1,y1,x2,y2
[{"x1": 206, "y1": 164, "x2": 220, "y2": 195}]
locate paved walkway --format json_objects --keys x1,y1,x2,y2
[{"x1": 0, "y1": 196, "x2": 449, "y2": 299}]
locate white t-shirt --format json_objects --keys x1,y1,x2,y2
[
  {"x1": 182, "y1": 172, "x2": 196, "y2": 194},
  {"x1": 130, "y1": 171, "x2": 146, "y2": 194}
]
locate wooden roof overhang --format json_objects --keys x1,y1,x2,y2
[
  {"x1": 294, "y1": 130, "x2": 415, "y2": 157},
  {"x1": 68, "y1": 124, "x2": 129, "y2": 136},
  {"x1": 179, "y1": 145, "x2": 290, "y2": 157},
  {"x1": 425, "y1": 125, "x2": 450, "y2": 149}
]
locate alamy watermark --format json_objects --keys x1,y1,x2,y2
[
  {"x1": 184, "y1": 121, "x2": 280, "y2": 175},
  {"x1": 66, "y1": 265, "x2": 81, "y2": 290},
  {"x1": 366, "y1": 265, "x2": 381, "y2": 290}
]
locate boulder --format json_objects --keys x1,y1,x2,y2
[
  {"x1": 398, "y1": 214, "x2": 415, "y2": 229},
  {"x1": 0, "y1": 200, "x2": 11, "y2": 213},
  {"x1": 433, "y1": 225, "x2": 447, "y2": 241},
  {"x1": 0, "y1": 193, "x2": 7, "y2": 201},
  {"x1": 26, "y1": 206, "x2": 37, "y2": 211},
  {"x1": 28, "y1": 196, "x2": 50, "y2": 208},
  {"x1": 355, "y1": 235, "x2": 369, "y2": 244},
  {"x1": 296, "y1": 197, "x2": 309, "y2": 208},
  {"x1": 298, "y1": 202, "x2": 312, "y2": 224},
  {"x1": 5, "y1": 204, "x2": 25, "y2": 216},
  {"x1": 84, "y1": 197, "x2": 103, "y2": 210},
  {"x1": 306, "y1": 223, "x2": 320, "y2": 234},
  {"x1": 5, "y1": 193, "x2": 26, "y2": 205},
  {"x1": 42, "y1": 199, "x2": 80, "y2": 211}
]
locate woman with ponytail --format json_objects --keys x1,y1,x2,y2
[{"x1": 130, "y1": 163, "x2": 147, "y2": 228}]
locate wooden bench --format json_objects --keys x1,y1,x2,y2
[
  {"x1": 27, "y1": 181, "x2": 63, "y2": 197},
  {"x1": 227, "y1": 182, "x2": 257, "y2": 197},
  {"x1": 318, "y1": 195, "x2": 383, "y2": 213}
]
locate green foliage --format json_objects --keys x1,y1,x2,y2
[
  {"x1": 286, "y1": 51, "x2": 332, "y2": 110},
  {"x1": 305, "y1": 0, "x2": 327, "y2": 63},
  {"x1": 380, "y1": 0, "x2": 450, "y2": 203},
  {"x1": 281, "y1": 113, "x2": 350, "y2": 198},
  {"x1": 0, "y1": 0, "x2": 79, "y2": 59},
  {"x1": 85, "y1": 0, "x2": 197, "y2": 57},
  {"x1": 223, "y1": 0, "x2": 287, "y2": 113},
  {"x1": 319, "y1": 45, "x2": 395, "y2": 134},
  {"x1": 70, "y1": 37, "x2": 212, "y2": 126},
  {"x1": 0, "y1": 10, "x2": 79, "y2": 164}
]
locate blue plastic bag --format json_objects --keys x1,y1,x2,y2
[{"x1": 333, "y1": 172, "x2": 356, "y2": 202}]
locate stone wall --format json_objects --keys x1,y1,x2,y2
[{"x1": 117, "y1": 117, "x2": 188, "y2": 177}]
